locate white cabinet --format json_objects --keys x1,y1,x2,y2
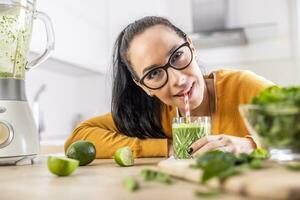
[{"x1": 195, "y1": 0, "x2": 292, "y2": 66}]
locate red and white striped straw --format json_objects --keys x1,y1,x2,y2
[{"x1": 184, "y1": 92, "x2": 191, "y2": 123}]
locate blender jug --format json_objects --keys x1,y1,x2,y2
[
  {"x1": 0, "y1": 0, "x2": 54, "y2": 78},
  {"x1": 0, "y1": 0, "x2": 54, "y2": 165}
]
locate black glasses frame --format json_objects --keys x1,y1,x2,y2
[{"x1": 138, "y1": 41, "x2": 193, "y2": 90}]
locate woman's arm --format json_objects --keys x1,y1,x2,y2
[{"x1": 64, "y1": 113, "x2": 168, "y2": 158}]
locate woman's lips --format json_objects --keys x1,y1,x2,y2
[
  {"x1": 174, "y1": 82, "x2": 195, "y2": 100},
  {"x1": 188, "y1": 82, "x2": 195, "y2": 99}
]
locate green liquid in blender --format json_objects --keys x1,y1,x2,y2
[
  {"x1": 173, "y1": 123, "x2": 210, "y2": 159},
  {"x1": 0, "y1": 4, "x2": 32, "y2": 79}
]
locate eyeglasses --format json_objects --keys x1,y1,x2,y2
[{"x1": 136, "y1": 42, "x2": 193, "y2": 90}]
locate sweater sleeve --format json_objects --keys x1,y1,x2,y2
[
  {"x1": 214, "y1": 69, "x2": 276, "y2": 148},
  {"x1": 239, "y1": 70, "x2": 275, "y2": 103},
  {"x1": 64, "y1": 113, "x2": 168, "y2": 158},
  {"x1": 239, "y1": 70, "x2": 275, "y2": 147}
]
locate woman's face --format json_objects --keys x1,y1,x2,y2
[{"x1": 128, "y1": 25, "x2": 205, "y2": 111}]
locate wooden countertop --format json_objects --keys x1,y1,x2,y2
[{"x1": 0, "y1": 145, "x2": 247, "y2": 200}]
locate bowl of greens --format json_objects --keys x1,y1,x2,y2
[{"x1": 239, "y1": 86, "x2": 300, "y2": 162}]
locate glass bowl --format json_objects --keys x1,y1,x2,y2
[{"x1": 239, "y1": 104, "x2": 300, "y2": 162}]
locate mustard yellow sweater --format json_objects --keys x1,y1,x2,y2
[{"x1": 64, "y1": 69, "x2": 274, "y2": 158}]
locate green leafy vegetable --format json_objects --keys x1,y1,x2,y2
[
  {"x1": 195, "y1": 188, "x2": 221, "y2": 197},
  {"x1": 122, "y1": 170, "x2": 173, "y2": 193},
  {"x1": 286, "y1": 162, "x2": 300, "y2": 171},
  {"x1": 140, "y1": 169, "x2": 173, "y2": 184},
  {"x1": 195, "y1": 151, "x2": 237, "y2": 183},
  {"x1": 248, "y1": 159, "x2": 262, "y2": 169},
  {"x1": 123, "y1": 176, "x2": 139, "y2": 192},
  {"x1": 194, "y1": 149, "x2": 269, "y2": 183},
  {"x1": 250, "y1": 148, "x2": 269, "y2": 160},
  {"x1": 248, "y1": 86, "x2": 300, "y2": 150},
  {"x1": 235, "y1": 153, "x2": 252, "y2": 165}
]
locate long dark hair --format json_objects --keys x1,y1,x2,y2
[{"x1": 111, "y1": 16, "x2": 186, "y2": 139}]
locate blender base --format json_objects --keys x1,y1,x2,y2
[
  {"x1": 0, "y1": 154, "x2": 37, "y2": 165},
  {"x1": 0, "y1": 100, "x2": 40, "y2": 164}
]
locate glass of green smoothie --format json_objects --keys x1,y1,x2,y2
[{"x1": 172, "y1": 116, "x2": 211, "y2": 159}]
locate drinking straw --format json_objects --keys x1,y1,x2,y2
[
  {"x1": 184, "y1": 92, "x2": 191, "y2": 123},
  {"x1": 175, "y1": 107, "x2": 179, "y2": 118}
]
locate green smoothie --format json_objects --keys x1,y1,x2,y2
[
  {"x1": 0, "y1": 4, "x2": 32, "y2": 79},
  {"x1": 172, "y1": 122, "x2": 210, "y2": 159}
]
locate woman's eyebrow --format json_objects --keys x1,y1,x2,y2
[
  {"x1": 142, "y1": 64, "x2": 159, "y2": 75},
  {"x1": 142, "y1": 44, "x2": 178, "y2": 74},
  {"x1": 167, "y1": 45, "x2": 178, "y2": 57}
]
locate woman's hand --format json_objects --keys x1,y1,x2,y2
[{"x1": 189, "y1": 134, "x2": 255, "y2": 156}]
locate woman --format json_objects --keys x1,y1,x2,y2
[{"x1": 64, "y1": 16, "x2": 274, "y2": 158}]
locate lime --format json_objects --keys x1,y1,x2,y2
[
  {"x1": 114, "y1": 146, "x2": 134, "y2": 167},
  {"x1": 47, "y1": 156, "x2": 79, "y2": 176},
  {"x1": 66, "y1": 140, "x2": 96, "y2": 166}
]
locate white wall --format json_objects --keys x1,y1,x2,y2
[
  {"x1": 25, "y1": 59, "x2": 108, "y2": 140},
  {"x1": 206, "y1": 59, "x2": 298, "y2": 86},
  {"x1": 31, "y1": 0, "x2": 109, "y2": 73},
  {"x1": 24, "y1": 0, "x2": 300, "y2": 142},
  {"x1": 75, "y1": 73, "x2": 112, "y2": 118}
]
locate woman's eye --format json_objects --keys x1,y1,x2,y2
[
  {"x1": 171, "y1": 51, "x2": 183, "y2": 63},
  {"x1": 146, "y1": 69, "x2": 163, "y2": 80}
]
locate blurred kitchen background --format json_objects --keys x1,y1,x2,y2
[{"x1": 26, "y1": 0, "x2": 300, "y2": 143}]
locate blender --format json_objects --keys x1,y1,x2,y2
[{"x1": 0, "y1": 0, "x2": 54, "y2": 165}]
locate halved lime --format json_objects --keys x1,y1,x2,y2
[
  {"x1": 66, "y1": 140, "x2": 96, "y2": 166},
  {"x1": 47, "y1": 156, "x2": 79, "y2": 176},
  {"x1": 114, "y1": 146, "x2": 134, "y2": 167}
]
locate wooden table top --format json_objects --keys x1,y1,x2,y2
[{"x1": 0, "y1": 145, "x2": 248, "y2": 200}]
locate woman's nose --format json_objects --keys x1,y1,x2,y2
[{"x1": 168, "y1": 67, "x2": 187, "y2": 87}]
